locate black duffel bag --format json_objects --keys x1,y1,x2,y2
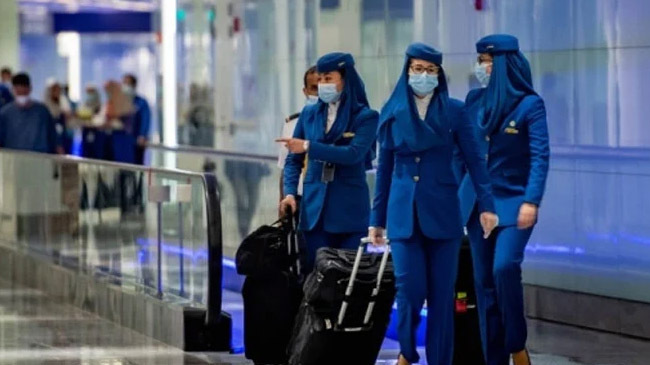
[{"x1": 235, "y1": 213, "x2": 301, "y2": 277}]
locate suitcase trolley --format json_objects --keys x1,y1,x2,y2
[
  {"x1": 237, "y1": 213, "x2": 303, "y2": 365},
  {"x1": 288, "y1": 238, "x2": 396, "y2": 365}
]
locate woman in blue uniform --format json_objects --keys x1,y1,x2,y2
[
  {"x1": 369, "y1": 43, "x2": 498, "y2": 365},
  {"x1": 459, "y1": 34, "x2": 550, "y2": 365},
  {"x1": 278, "y1": 52, "x2": 378, "y2": 273}
]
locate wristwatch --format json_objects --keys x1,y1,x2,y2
[{"x1": 303, "y1": 140, "x2": 310, "y2": 152}]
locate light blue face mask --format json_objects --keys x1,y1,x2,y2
[
  {"x1": 305, "y1": 94, "x2": 319, "y2": 106},
  {"x1": 408, "y1": 72, "x2": 439, "y2": 97},
  {"x1": 122, "y1": 84, "x2": 135, "y2": 97},
  {"x1": 86, "y1": 94, "x2": 99, "y2": 103},
  {"x1": 474, "y1": 62, "x2": 491, "y2": 88},
  {"x1": 318, "y1": 83, "x2": 342, "y2": 103}
]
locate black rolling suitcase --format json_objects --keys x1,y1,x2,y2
[
  {"x1": 236, "y1": 214, "x2": 303, "y2": 365},
  {"x1": 288, "y1": 239, "x2": 396, "y2": 365},
  {"x1": 453, "y1": 235, "x2": 486, "y2": 365}
]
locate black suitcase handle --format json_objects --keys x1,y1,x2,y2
[
  {"x1": 268, "y1": 210, "x2": 302, "y2": 276},
  {"x1": 283, "y1": 210, "x2": 301, "y2": 276},
  {"x1": 336, "y1": 237, "x2": 391, "y2": 331}
]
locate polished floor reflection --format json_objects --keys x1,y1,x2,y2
[
  {"x1": 0, "y1": 279, "x2": 241, "y2": 365},
  {"x1": 1, "y1": 278, "x2": 648, "y2": 364}
]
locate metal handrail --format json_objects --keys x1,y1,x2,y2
[
  {"x1": 0, "y1": 148, "x2": 224, "y2": 326},
  {"x1": 550, "y1": 145, "x2": 650, "y2": 160},
  {"x1": 0, "y1": 149, "x2": 206, "y2": 178},
  {"x1": 148, "y1": 142, "x2": 650, "y2": 163},
  {"x1": 146, "y1": 143, "x2": 277, "y2": 162},
  {"x1": 202, "y1": 173, "x2": 222, "y2": 326}
]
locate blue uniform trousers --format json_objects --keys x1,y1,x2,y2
[
  {"x1": 467, "y1": 208, "x2": 533, "y2": 365},
  {"x1": 391, "y1": 221, "x2": 461, "y2": 365}
]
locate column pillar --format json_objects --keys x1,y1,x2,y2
[
  {"x1": 0, "y1": 0, "x2": 19, "y2": 70},
  {"x1": 213, "y1": 0, "x2": 236, "y2": 150}
]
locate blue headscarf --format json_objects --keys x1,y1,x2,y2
[
  {"x1": 313, "y1": 52, "x2": 369, "y2": 144},
  {"x1": 377, "y1": 42, "x2": 450, "y2": 153},
  {"x1": 474, "y1": 34, "x2": 537, "y2": 135},
  {"x1": 314, "y1": 52, "x2": 375, "y2": 168}
]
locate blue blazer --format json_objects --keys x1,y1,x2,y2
[
  {"x1": 133, "y1": 95, "x2": 151, "y2": 139},
  {"x1": 458, "y1": 89, "x2": 550, "y2": 226},
  {"x1": 284, "y1": 104, "x2": 379, "y2": 233},
  {"x1": 370, "y1": 99, "x2": 495, "y2": 240}
]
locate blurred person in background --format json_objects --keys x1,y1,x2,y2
[
  {"x1": 181, "y1": 83, "x2": 214, "y2": 147},
  {"x1": 1, "y1": 67, "x2": 13, "y2": 86},
  {"x1": 77, "y1": 84, "x2": 102, "y2": 121},
  {"x1": 0, "y1": 72, "x2": 63, "y2": 154},
  {"x1": 0, "y1": 67, "x2": 14, "y2": 109},
  {"x1": 99, "y1": 80, "x2": 135, "y2": 164},
  {"x1": 79, "y1": 84, "x2": 109, "y2": 160},
  {"x1": 44, "y1": 80, "x2": 74, "y2": 154},
  {"x1": 103, "y1": 80, "x2": 139, "y2": 215},
  {"x1": 61, "y1": 84, "x2": 77, "y2": 114},
  {"x1": 122, "y1": 74, "x2": 150, "y2": 165},
  {"x1": 103, "y1": 80, "x2": 134, "y2": 132}
]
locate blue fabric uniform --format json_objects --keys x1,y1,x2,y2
[
  {"x1": 0, "y1": 101, "x2": 58, "y2": 154},
  {"x1": 133, "y1": 95, "x2": 151, "y2": 140},
  {"x1": 0, "y1": 84, "x2": 14, "y2": 109},
  {"x1": 283, "y1": 52, "x2": 378, "y2": 271},
  {"x1": 370, "y1": 43, "x2": 495, "y2": 365},
  {"x1": 458, "y1": 34, "x2": 550, "y2": 365},
  {"x1": 113, "y1": 95, "x2": 151, "y2": 165},
  {"x1": 133, "y1": 95, "x2": 151, "y2": 165}
]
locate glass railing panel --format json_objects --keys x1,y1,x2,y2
[{"x1": 0, "y1": 150, "x2": 215, "y2": 307}]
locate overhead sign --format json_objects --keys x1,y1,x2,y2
[{"x1": 53, "y1": 11, "x2": 153, "y2": 33}]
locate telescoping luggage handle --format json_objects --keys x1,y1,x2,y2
[
  {"x1": 284, "y1": 208, "x2": 301, "y2": 276},
  {"x1": 336, "y1": 237, "x2": 391, "y2": 331}
]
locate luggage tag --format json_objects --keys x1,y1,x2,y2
[{"x1": 321, "y1": 163, "x2": 335, "y2": 183}]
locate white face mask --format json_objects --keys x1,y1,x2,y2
[
  {"x1": 122, "y1": 84, "x2": 135, "y2": 97},
  {"x1": 15, "y1": 96, "x2": 30, "y2": 106},
  {"x1": 305, "y1": 94, "x2": 319, "y2": 106},
  {"x1": 474, "y1": 62, "x2": 491, "y2": 88}
]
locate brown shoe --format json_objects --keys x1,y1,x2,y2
[
  {"x1": 397, "y1": 354, "x2": 410, "y2": 365},
  {"x1": 512, "y1": 349, "x2": 531, "y2": 365}
]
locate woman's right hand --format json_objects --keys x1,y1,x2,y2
[
  {"x1": 279, "y1": 195, "x2": 297, "y2": 217},
  {"x1": 368, "y1": 227, "x2": 386, "y2": 246}
]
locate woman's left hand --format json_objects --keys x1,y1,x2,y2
[
  {"x1": 276, "y1": 138, "x2": 307, "y2": 154},
  {"x1": 517, "y1": 203, "x2": 538, "y2": 229}
]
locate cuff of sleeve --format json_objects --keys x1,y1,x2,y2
[
  {"x1": 369, "y1": 214, "x2": 386, "y2": 228},
  {"x1": 524, "y1": 198, "x2": 541, "y2": 207},
  {"x1": 306, "y1": 141, "x2": 325, "y2": 160},
  {"x1": 478, "y1": 199, "x2": 496, "y2": 215}
]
